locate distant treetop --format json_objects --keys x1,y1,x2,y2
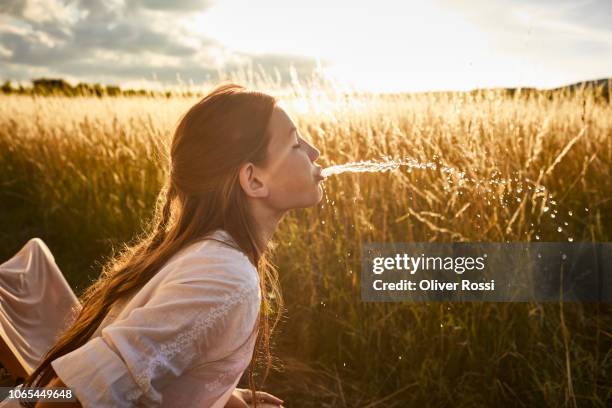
[{"x1": 0, "y1": 78, "x2": 197, "y2": 98}]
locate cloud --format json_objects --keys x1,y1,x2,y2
[
  {"x1": 439, "y1": 0, "x2": 612, "y2": 56},
  {"x1": 7, "y1": 0, "x2": 607, "y2": 90},
  {"x1": 129, "y1": 0, "x2": 215, "y2": 12},
  {"x1": 437, "y1": 0, "x2": 612, "y2": 85},
  {"x1": 0, "y1": 0, "x2": 320, "y2": 86}
]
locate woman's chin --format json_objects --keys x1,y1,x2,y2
[{"x1": 315, "y1": 184, "x2": 324, "y2": 202}]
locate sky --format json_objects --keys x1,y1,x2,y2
[{"x1": 0, "y1": 0, "x2": 611, "y2": 92}]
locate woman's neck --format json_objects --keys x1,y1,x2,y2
[{"x1": 248, "y1": 199, "x2": 285, "y2": 250}]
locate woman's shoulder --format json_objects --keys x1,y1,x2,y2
[{"x1": 160, "y1": 229, "x2": 259, "y2": 291}]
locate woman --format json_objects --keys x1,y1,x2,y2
[{"x1": 9, "y1": 83, "x2": 325, "y2": 407}]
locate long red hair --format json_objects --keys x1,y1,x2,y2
[{"x1": 20, "y1": 83, "x2": 284, "y2": 407}]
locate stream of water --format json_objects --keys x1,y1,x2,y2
[{"x1": 321, "y1": 156, "x2": 577, "y2": 241}]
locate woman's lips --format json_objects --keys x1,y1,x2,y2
[{"x1": 314, "y1": 166, "x2": 324, "y2": 181}]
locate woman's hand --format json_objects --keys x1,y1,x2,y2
[{"x1": 225, "y1": 387, "x2": 284, "y2": 408}]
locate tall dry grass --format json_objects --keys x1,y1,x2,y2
[{"x1": 0, "y1": 82, "x2": 610, "y2": 407}]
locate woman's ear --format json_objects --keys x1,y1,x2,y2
[{"x1": 239, "y1": 162, "x2": 269, "y2": 198}]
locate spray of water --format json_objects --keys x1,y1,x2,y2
[
  {"x1": 322, "y1": 157, "x2": 443, "y2": 177},
  {"x1": 320, "y1": 156, "x2": 578, "y2": 241}
]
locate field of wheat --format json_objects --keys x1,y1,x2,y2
[{"x1": 0, "y1": 83, "x2": 610, "y2": 407}]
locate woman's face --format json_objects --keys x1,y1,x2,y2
[{"x1": 257, "y1": 105, "x2": 324, "y2": 211}]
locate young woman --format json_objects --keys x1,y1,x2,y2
[{"x1": 9, "y1": 83, "x2": 325, "y2": 407}]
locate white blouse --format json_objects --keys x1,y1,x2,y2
[{"x1": 4, "y1": 229, "x2": 261, "y2": 407}]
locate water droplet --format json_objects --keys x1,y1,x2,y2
[
  {"x1": 550, "y1": 214, "x2": 556, "y2": 219},
  {"x1": 543, "y1": 206, "x2": 550, "y2": 213},
  {"x1": 535, "y1": 235, "x2": 540, "y2": 240},
  {"x1": 568, "y1": 211, "x2": 573, "y2": 216},
  {"x1": 557, "y1": 227, "x2": 563, "y2": 232},
  {"x1": 562, "y1": 253, "x2": 567, "y2": 260},
  {"x1": 568, "y1": 237, "x2": 574, "y2": 242},
  {"x1": 585, "y1": 207, "x2": 589, "y2": 212}
]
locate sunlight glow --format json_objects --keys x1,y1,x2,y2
[{"x1": 187, "y1": 0, "x2": 612, "y2": 92}]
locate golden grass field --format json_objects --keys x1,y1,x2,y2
[{"x1": 0, "y1": 83, "x2": 610, "y2": 407}]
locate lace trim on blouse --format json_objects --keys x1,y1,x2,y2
[{"x1": 125, "y1": 282, "x2": 259, "y2": 403}]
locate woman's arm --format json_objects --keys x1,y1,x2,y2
[
  {"x1": 226, "y1": 388, "x2": 284, "y2": 408},
  {"x1": 33, "y1": 377, "x2": 82, "y2": 408}
]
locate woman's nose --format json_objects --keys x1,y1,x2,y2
[{"x1": 306, "y1": 141, "x2": 320, "y2": 161}]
